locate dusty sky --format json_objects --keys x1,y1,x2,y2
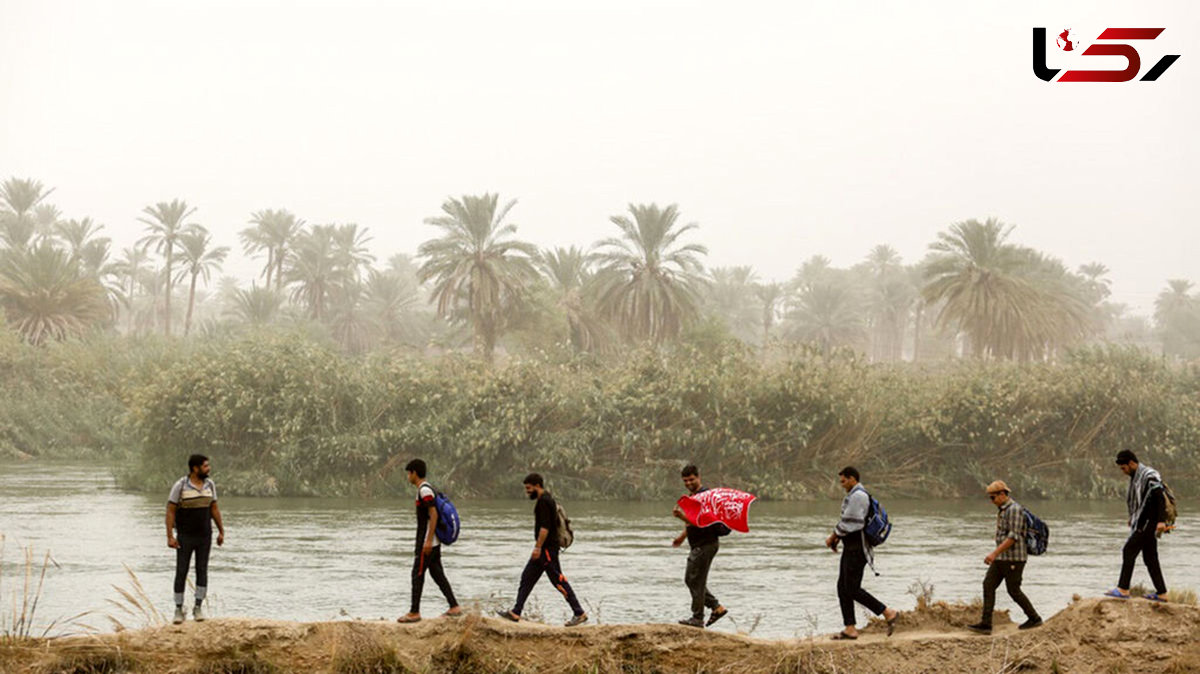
[{"x1": 1, "y1": 0, "x2": 1196, "y2": 314}]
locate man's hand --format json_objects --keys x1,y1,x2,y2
[
  {"x1": 217, "y1": 532, "x2": 225, "y2": 546},
  {"x1": 984, "y1": 552, "x2": 996, "y2": 565},
  {"x1": 672, "y1": 533, "x2": 686, "y2": 548},
  {"x1": 1156, "y1": 522, "x2": 1167, "y2": 535},
  {"x1": 825, "y1": 533, "x2": 838, "y2": 551},
  {"x1": 672, "y1": 505, "x2": 689, "y2": 523},
  {"x1": 531, "y1": 546, "x2": 541, "y2": 560},
  {"x1": 167, "y1": 536, "x2": 179, "y2": 549},
  {"x1": 422, "y1": 541, "x2": 433, "y2": 556}
]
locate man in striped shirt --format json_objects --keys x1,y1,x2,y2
[{"x1": 967, "y1": 480, "x2": 1042, "y2": 633}]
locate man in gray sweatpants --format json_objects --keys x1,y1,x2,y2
[{"x1": 672, "y1": 464, "x2": 729, "y2": 628}]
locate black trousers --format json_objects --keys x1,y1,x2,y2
[
  {"x1": 837, "y1": 539, "x2": 885, "y2": 626},
  {"x1": 411, "y1": 546, "x2": 457, "y2": 613},
  {"x1": 685, "y1": 542, "x2": 721, "y2": 619},
  {"x1": 174, "y1": 534, "x2": 211, "y2": 601},
  {"x1": 512, "y1": 546, "x2": 584, "y2": 617},
  {"x1": 981, "y1": 560, "x2": 1038, "y2": 624},
  {"x1": 1118, "y1": 528, "x2": 1168, "y2": 594}
]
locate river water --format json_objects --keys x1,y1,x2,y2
[{"x1": 1, "y1": 462, "x2": 1195, "y2": 639}]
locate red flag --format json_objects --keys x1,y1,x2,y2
[{"x1": 676, "y1": 488, "x2": 757, "y2": 533}]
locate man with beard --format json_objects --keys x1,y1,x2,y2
[
  {"x1": 672, "y1": 464, "x2": 729, "y2": 628},
  {"x1": 496, "y1": 473, "x2": 588, "y2": 626},
  {"x1": 1105, "y1": 450, "x2": 1170, "y2": 601},
  {"x1": 166, "y1": 454, "x2": 225, "y2": 624}
]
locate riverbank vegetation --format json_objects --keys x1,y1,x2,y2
[{"x1": 3, "y1": 176, "x2": 1200, "y2": 499}]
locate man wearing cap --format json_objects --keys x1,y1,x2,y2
[{"x1": 967, "y1": 481, "x2": 1042, "y2": 634}]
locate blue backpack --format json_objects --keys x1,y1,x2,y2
[
  {"x1": 1023, "y1": 508, "x2": 1049, "y2": 556},
  {"x1": 428, "y1": 484, "x2": 461, "y2": 545},
  {"x1": 863, "y1": 492, "x2": 892, "y2": 547}
]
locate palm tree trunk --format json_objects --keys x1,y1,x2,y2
[
  {"x1": 184, "y1": 272, "x2": 198, "y2": 337},
  {"x1": 126, "y1": 276, "x2": 137, "y2": 335},
  {"x1": 163, "y1": 251, "x2": 173, "y2": 337},
  {"x1": 912, "y1": 302, "x2": 923, "y2": 362}
]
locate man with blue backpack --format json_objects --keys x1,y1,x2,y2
[
  {"x1": 825, "y1": 466, "x2": 898, "y2": 640},
  {"x1": 397, "y1": 459, "x2": 461, "y2": 623},
  {"x1": 967, "y1": 480, "x2": 1042, "y2": 634}
]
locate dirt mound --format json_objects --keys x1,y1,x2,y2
[{"x1": 3, "y1": 598, "x2": 1197, "y2": 673}]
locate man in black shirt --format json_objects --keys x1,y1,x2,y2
[
  {"x1": 397, "y1": 459, "x2": 460, "y2": 623},
  {"x1": 497, "y1": 473, "x2": 588, "y2": 626},
  {"x1": 1106, "y1": 450, "x2": 1170, "y2": 601},
  {"x1": 672, "y1": 464, "x2": 729, "y2": 628}
]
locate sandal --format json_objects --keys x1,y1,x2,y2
[
  {"x1": 1144, "y1": 593, "x2": 1168, "y2": 602},
  {"x1": 831, "y1": 631, "x2": 858, "y2": 640},
  {"x1": 886, "y1": 612, "x2": 898, "y2": 637},
  {"x1": 1103, "y1": 588, "x2": 1130, "y2": 599},
  {"x1": 706, "y1": 607, "x2": 729, "y2": 627},
  {"x1": 396, "y1": 614, "x2": 421, "y2": 623},
  {"x1": 495, "y1": 609, "x2": 520, "y2": 622},
  {"x1": 443, "y1": 609, "x2": 465, "y2": 618}
]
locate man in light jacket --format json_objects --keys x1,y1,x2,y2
[{"x1": 824, "y1": 466, "x2": 898, "y2": 640}]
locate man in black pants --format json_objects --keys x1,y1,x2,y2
[
  {"x1": 397, "y1": 459, "x2": 461, "y2": 623},
  {"x1": 166, "y1": 454, "x2": 224, "y2": 624},
  {"x1": 497, "y1": 473, "x2": 588, "y2": 627},
  {"x1": 967, "y1": 480, "x2": 1042, "y2": 633},
  {"x1": 1106, "y1": 450, "x2": 1170, "y2": 601},
  {"x1": 824, "y1": 466, "x2": 897, "y2": 640},
  {"x1": 672, "y1": 464, "x2": 729, "y2": 628}
]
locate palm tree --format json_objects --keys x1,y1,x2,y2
[
  {"x1": 224, "y1": 285, "x2": 284, "y2": 325},
  {"x1": 591, "y1": 203, "x2": 708, "y2": 344},
  {"x1": 113, "y1": 246, "x2": 151, "y2": 334},
  {"x1": 284, "y1": 225, "x2": 345, "y2": 321},
  {"x1": 1155, "y1": 279, "x2": 1200, "y2": 358},
  {"x1": 173, "y1": 228, "x2": 230, "y2": 336},
  {"x1": 705, "y1": 266, "x2": 760, "y2": 343},
  {"x1": 753, "y1": 281, "x2": 787, "y2": 351},
  {"x1": 54, "y1": 218, "x2": 107, "y2": 261},
  {"x1": 0, "y1": 241, "x2": 108, "y2": 345},
  {"x1": 0, "y1": 177, "x2": 54, "y2": 251},
  {"x1": 362, "y1": 268, "x2": 420, "y2": 345},
  {"x1": 138, "y1": 199, "x2": 198, "y2": 336},
  {"x1": 537, "y1": 246, "x2": 608, "y2": 352},
  {"x1": 417, "y1": 194, "x2": 539, "y2": 362},
  {"x1": 332, "y1": 223, "x2": 374, "y2": 283},
  {"x1": 862, "y1": 245, "x2": 913, "y2": 362},
  {"x1": 785, "y1": 282, "x2": 865, "y2": 355},
  {"x1": 242, "y1": 209, "x2": 305, "y2": 291}
]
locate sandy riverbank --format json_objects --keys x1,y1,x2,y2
[{"x1": 3, "y1": 598, "x2": 1197, "y2": 673}]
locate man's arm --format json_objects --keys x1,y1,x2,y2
[
  {"x1": 984, "y1": 537, "x2": 1014, "y2": 565},
  {"x1": 424, "y1": 504, "x2": 438, "y2": 553},
  {"x1": 166, "y1": 503, "x2": 179, "y2": 548},
  {"x1": 211, "y1": 502, "x2": 225, "y2": 546},
  {"x1": 533, "y1": 526, "x2": 549, "y2": 559}
]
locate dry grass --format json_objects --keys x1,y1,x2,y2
[
  {"x1": 101, "y1": 565, "x2": 164, "y2": 632},
  {"x1": 1, "y1": 534, "x2": 87, "y2": 642}
]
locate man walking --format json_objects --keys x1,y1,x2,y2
[
  {"x1": 967, "y1": 481, "x2": 1042, "y2": 633},
  {"x1": 166, "y1": 454, "x2": 224, "y2": 624},
  {"x1": 397, "y1": 459, "x2": 461, "y2": 623},
  {"x1": 672, "y1": 464, "x2": 729, "y2": 628},
  {"x1": 497, "y1": 473, "x2": 588, "y2": 627},
  {"x1": 1105, "y1": 450, "x2": 1170, "y2": 601},
  {"x1": 824, "y1": 466, "x2": 897, "y2": 640}
]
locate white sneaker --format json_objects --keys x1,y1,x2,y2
[
  {"x1": 193, "y1": 605, "x2": 206, "y2": 622},
  {"x1": 173, "y1": 607, "x2": 186, "y2": 624}
]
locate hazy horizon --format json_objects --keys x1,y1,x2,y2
[{"x1": 3, "y1": 0, "x2": 1197, "y2": 315}]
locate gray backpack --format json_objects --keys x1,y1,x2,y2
[{"x1": 555, "y1": 502, "x2": 574, "y2": 549}]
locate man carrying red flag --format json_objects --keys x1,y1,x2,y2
[{"x1": 672, "y1": 464, "x2": 731, "y2": 628}]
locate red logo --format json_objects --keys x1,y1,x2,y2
[{"x1": 1033, "y1": 27, "x2": 1180, "y2": 82}]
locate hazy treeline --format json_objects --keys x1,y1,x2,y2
[
  {"x1": 2, "y1": 176, "x2": 1199, "y2": 361},
  {"x1": 2, "y1": 330, "x2": 1197, "y2": 499}
]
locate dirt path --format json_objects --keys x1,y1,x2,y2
[{"x1": 3, "y1": 598, "x2": 1197, "y2": 673}]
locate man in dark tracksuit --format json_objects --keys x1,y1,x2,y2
[
  {"x1": 1106, "y1": 450, "x2": 1170, "y2": 601},
  {"x1": 967, "y1": 480, "x2": 1041, "y2": 633},
  {"x1": 497, "y1": 473, "x2": 588, "y2": 627},
  {"x1": 824, "y1": 466, "x2": 897, "y2": 640},
  {"x1": 397, "y1": 459, "x2": 460, "y2": 623},
  {"x1": 672, "y1": 464, "x2": 729, "y2": 628}
]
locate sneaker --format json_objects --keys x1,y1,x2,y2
[
  {"x1": 172, "y1": 606, "x2": 186, "y2": 625},
  {"x1": 564, "y1": 613, "x2": 588, "y2": 627},
  {"x1": 1018, "y1": 617, "x2": 1043, "y2": 630},
  {"x1": 966, "y1": 622, "x2": 992, "y2": 634},
  {"x1": 678, "y1": 616, "x2": 705, "y2": 628},
  {"x1": 193, "y1": 605, "x2": 206, "y2": 622}
]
